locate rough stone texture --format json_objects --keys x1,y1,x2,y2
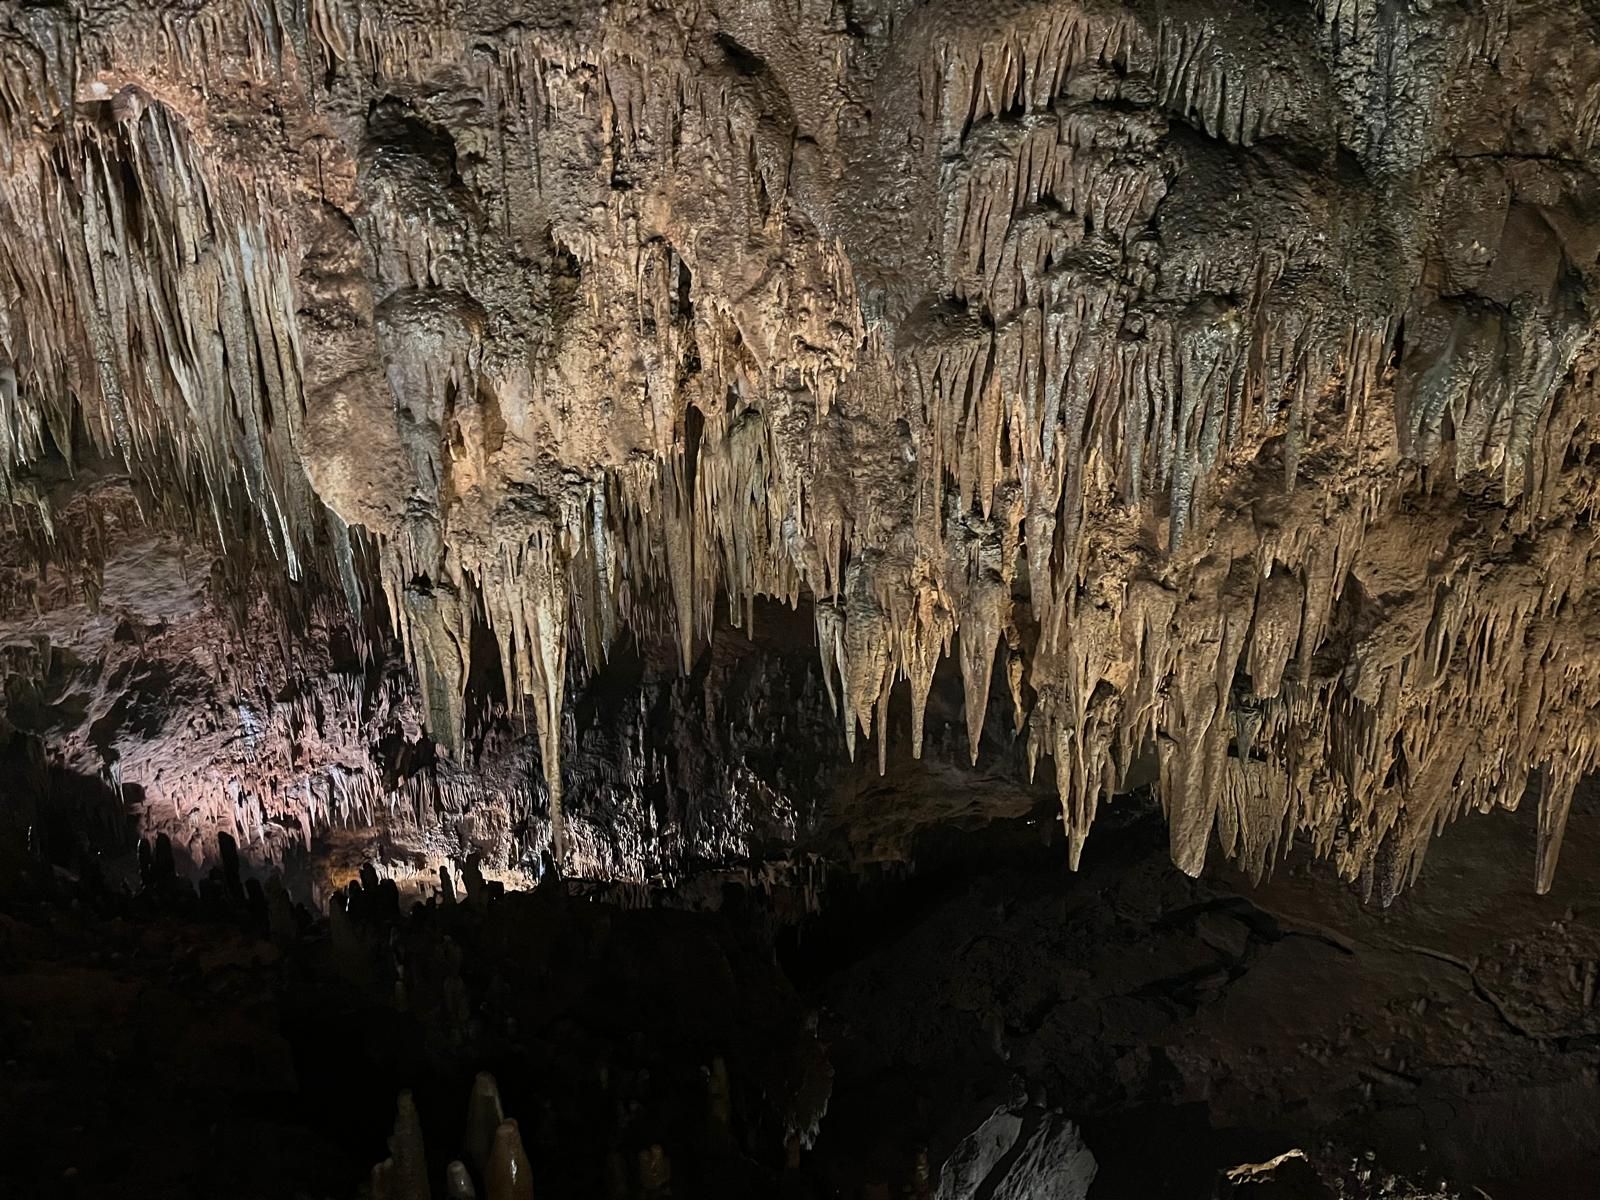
[
  {"x1": 935, "y1": 1107, "x2": 1026, "y2": 1200},
  {"x1": 805, "y1": 787, "x2": 1600, "y2": 1199},
  {"x1": 4, "y1": 0, "x2": 1600, "y2": 894},
  {"x1": 0, "y1": 483, "x2": 860, "y2": 893},
  {"x1": 935, "y1": 1106, "x2": 1096, "y2": 1200}
]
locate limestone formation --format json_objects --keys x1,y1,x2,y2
[{"x1": 3, "y1": 0, "x2": 1600, "y2": 895}]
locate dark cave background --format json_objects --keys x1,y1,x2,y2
[{"x1": 3, "y1": 767, "x2": 1597, "y2": 1200}]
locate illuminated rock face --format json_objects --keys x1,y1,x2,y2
[{"x1": 3, "y1": 0, "x2": 1600, "y2": 895}]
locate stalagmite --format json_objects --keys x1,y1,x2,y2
[
  {"x1": 486, "y1": 1120, "x2": 535, "y2": 1200},
  {"x1": 372, "y1": 1157, "x2": 398, "y2": 1200},
  {"x1": 465, "y1": 1073, "x2": 506, "y2": 1178},
  {"x1": 446, "y1": 1161, "x2": 478, "y2": 1199},
  {"x1": 388, "y1": 1091, "x2": 431, "y2": 1200}
]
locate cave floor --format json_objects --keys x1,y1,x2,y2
[
  {"x1": 2, "y1": 791, "x2": 1597, "y2": 1200},
  {"x1": 801, "y1": 788, "x2": 1600, "y2": 1199}
]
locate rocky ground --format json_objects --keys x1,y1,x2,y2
[{"x1": 3, "y1": 782, "x2": 1594, "y2": 1199}]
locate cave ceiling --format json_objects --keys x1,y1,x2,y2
[{"x1": 3, "y1": 0, "x2": 1600, "y2": 899}]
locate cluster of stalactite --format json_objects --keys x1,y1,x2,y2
[{"x1": 3, "y1": 0, "x2": 1600, "y2": 893}]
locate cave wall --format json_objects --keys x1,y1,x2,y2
[{"x1": 3, "y1": 0, "x2": 1600, "y2": 894}]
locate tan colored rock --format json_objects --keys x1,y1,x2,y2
[{"x1": 3, "y1": 0, "x2": 1600, "y2": 896}]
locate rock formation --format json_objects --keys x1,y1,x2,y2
[{"x1": 3, "y1": 0, "x2": 1600, "y2": 898}]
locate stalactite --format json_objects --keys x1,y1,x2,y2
[{"x1": 4, "y1": 0, "x2": 1599, "y2": 896}]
